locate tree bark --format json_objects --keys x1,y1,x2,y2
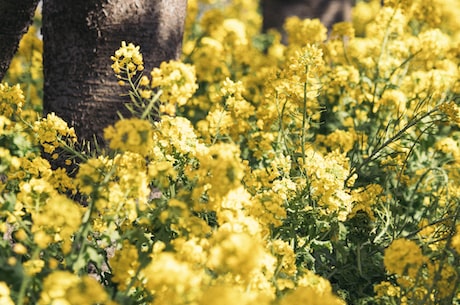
[
  {"x1": 42, "y1": 0, "x2": 187, "y2": 144},
  {"x1": 262, "y1": 0, "x2": 353, "y2": 36},
  {"x1": 0, "y1": 0, "x2": 40, "y2": 81}
]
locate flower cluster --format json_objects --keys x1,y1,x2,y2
[
  {"x1": 32, "y1": 112, "x2": 77, "y2": 156},
  {"x1": 0, "y1": 83, "x2": 24, "y2": 119},
  {"x1": 4, "y1": 9, "x2": 43, "y2": 109},
  {"x1": 111, "y1": 43, "x2": 198, "y2": 117},
  {"x1": 150, "y1": 60, "x2": 198, "y2": 115},
  {"x1": 103, "y1": 117, "x2": 154, "y2": 156},
  {"x1": 111, "y1": 41, "x2": 144, "y2": 82}
]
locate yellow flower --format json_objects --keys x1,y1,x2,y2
[
  {"x1": 300, "y1": 149, "x2": 353, "y2": 220},
  {"x1": 192, "y1": 143, "x2": 245, "y2": 206},
  {"x1": 270, "y1": 239, "x2": 297, "y2": 277},
  {"x1": 331, "y1": 21, "x2": 355, "y2": 40},
  {"x1": 350, "y1": 184, "x2": 383, "y2": 219},
  {"x1": 13, "y1": 243, "x2": 28, "y2": 255},
  {"x1": 23, "y1": 259, "x2": 45, "y2": 276},
  {"x1": 0, "y1": 282, "x2": 14, "y2": 305},
  {"x1": 31, "y1": 195, "x2": 83, "y2": 252},
  {"x1": 153, "y1": 115, "x2": 200, "y2": 156},
  {"x1": 315, "y1": 129, "x2": 357, "y2": 153},
  {"x1": 374, "y1": 281, "x2": 400, "y2": 298},
  {"x1": 290, "y1": 44, "x2": 325, "y2": 81},
  {"x1": 384, "y1": 238, "x2": 427, "y2": 279},
  {"x1": 0, "y1": 83, "x2": 24, "y2": 119},
  {"x1": 150, "y1": 60, "x2": 198, "y2": 115},
  {"x1": 284, "y1": 17, "x2": 328, "y2": 46},
  {"x1": 76, "y1": 156, "x2": 112, "y2": 195},
  {"x1": 38, "y1": 271, "x2": 113, "y2": 305},
  {"x1": 14, "y1": 228, "x2": 28, "y2": 241},
  {"x1": 439, "y1": 101, "x2": 460, "y2": 127},
  {"x1": 430, "y1": 263, "x2": 457, "y2": 299},
  {"x1": 434, "y1": 136, "x2": 459, "y2": 154},
  {"x1": 279, "y1": 285, "x2": 345, "y2": 305},
  {"x1": 109, "y1": 240, "x2": 141, "y2": 291},
  {"x1": 452, "y1": 224, "x2": 460, "y2": 255},
  {"x1": 104, "y1": 118, "x2": 154, "y2": 156},
  {"x1": 111, "y1": 41, "x2": 144, "y2": 78},
  {"x1": 200, "y1": 285, "x2": 270, "y2": 305},
  {"x1": 221, "y1": 19, "x2": 248, "y2": 46},
  {"x1": 143, "y1": 252, "x2": 206, "y2": 305},
  {"x1": 206, "y1": 228, "x2": 264, "y2": 281},
  {"x1": 190, "y1": 37, "x2": 230, "y2": 83},
  {"x1": 33, "y1": 113, "x2": 77, "y2": 154},
  {"x1": 16, "y1": 177, "x2": 56, "y2": 216}
]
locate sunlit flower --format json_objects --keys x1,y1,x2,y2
[
  {"x1": 151, "y1": 60, "x2": 198, "y2": 115},
  {"x1": 31, "y1": 195, "x2": 83, "y2": 252},
  {"x1": 109, "y1": 240, "x2": 141, "y2": 291},
  {"x1": 0, "y1": 282, "x2": 14, "y2": 305},
  {"x1": 384, "y1": 238, "x2": 427, "y2": 279},
  {"x1": 111, "y1": 41, "x2": 144, "y2": 78},
  {"x1": 33, "y1": 113, "x2": 77, "y2": 154},
  {"x1": 104, "y1": 118, "x2": 154, "y2": 156},
  {"x1": 0, "y1": 83, "x2": 24, "y2": 118},
  {"x1": 38, "y1": 271, "x2": 113, "y2": 305}
]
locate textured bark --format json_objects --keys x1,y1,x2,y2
[
  {"x1": 0, "y1": 0, "x2": 40, "y2": 81},
  {"x1": 262, "y1": 0, "x2": 353, "y2": 36},
  {"x1": 42, "y1": 0, "x2": 187, "y2": 143}
]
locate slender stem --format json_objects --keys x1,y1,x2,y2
[
  {"x1": 345, "y1": 106, "x2": 439, "y2": 185},
  {"x1": 301, "y1": 67, "x2": 309, "y2": 165},
  {"x1": 357, "y1": 243, "x2": 363, "y2": 276},
  {"x1": 17, "y1": 247, "x2": 40, "y2": 305},
  {"x1": 141, "y1": 89, "x2": 162, "y2": 120}
]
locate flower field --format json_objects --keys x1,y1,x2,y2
[{"x1": 1, "y1": 0, "x2": 460, "y2": 304}]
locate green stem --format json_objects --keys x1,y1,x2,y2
[
  {"x1": 301, "y1": 67, "x2": 309, "y2": 165},
  {"x1": 17, "y1": 247, "x2": 40, "y2": 305},
  {"x1": 141, "y1": 89, "x2": 162, "y2": 120},
  {"x1": 345, "y1": 106, "x2": 439, "y2": 185},
  {"x1": 356, "y1": 243, "x2": 363, "y2": 276}
]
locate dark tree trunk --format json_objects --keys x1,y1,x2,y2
[
  {"x1": 42, "y1": 0, "x2": 187, "y2": 143},
  {"x1": 0, "y1": 0, "x2": 40, "y2": 81},
  {"x1": 262, "y1": 0, "x2": 353, "y2": 37}
]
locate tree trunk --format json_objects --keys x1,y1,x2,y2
[
  {"x1": 262, "y1": 0, "x2": 353, "y2": 37},
  {"x1": 0, "y1": 0, "x2": 40, "y2": 81},
  {"x1": 42, "y1": 0, "x2": 187, "y2": 144}
]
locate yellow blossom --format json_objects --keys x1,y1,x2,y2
[
  {"x1": 31, "y1": 195, "x2": 83, "y2": 252},
  {"x1": 33, "y1": 113, "x2": 77, "y2": 154},
  {"x1": 76, "y1": 156, "x2": 112, "y2": 195},
  {"x1": 200, "y1": 285, "x2": 271, "y2": 305},
  {"x1": 0, "y1": 282, "x2": 14, "y2": 305},
  {"x1": 104, "y1": 118, "x2": 154, "y2": 156},
  {"x1": 109, "y1": 240, "x2": 141, "y2": 291},
  {"x1": 0, "y1": 83, "x2": 24, "y2": 119},
  {"x1": 23, "y1": 259, "x2": 45, "y2": 276},
  {"x1": 284, "y1": 17, "x2": 327, "y2": 46},
  {"x1": 150, "y1": 60, "x2": 198, "y2": 115},
  {"x1": 439, "y1": 101, "x2": 460, "y2": 127},
  {"x1": 279, "y1": 285, "x2": 345, "y2": 305},
  {"x1": 452, "y1": 224, "x2": 460, "y2": 255},
  {"x1": 191, "y1": 143, "x2": 245, "y2": 206},
  {"x1": 38, "y1": 271, "x2": 113, "y2": 305},
  {"x1": 143, "y1": 252, "x2": 206, "y2": 305},
  {"x1": 374, "y1": 281, "x2": 400, "y2": 298},
  {"x1": 384, "y1": 238, "x2": 427, "y2": 279},
  {"x1": 13, "y1": 243, "x2": 28, "y2": 255},
  {"x1": 111, "y1": 41, "x2": 144, "y2": 78},
  {"x1": 207, "y1": 228, "x2": 265, "y2": 281}
]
